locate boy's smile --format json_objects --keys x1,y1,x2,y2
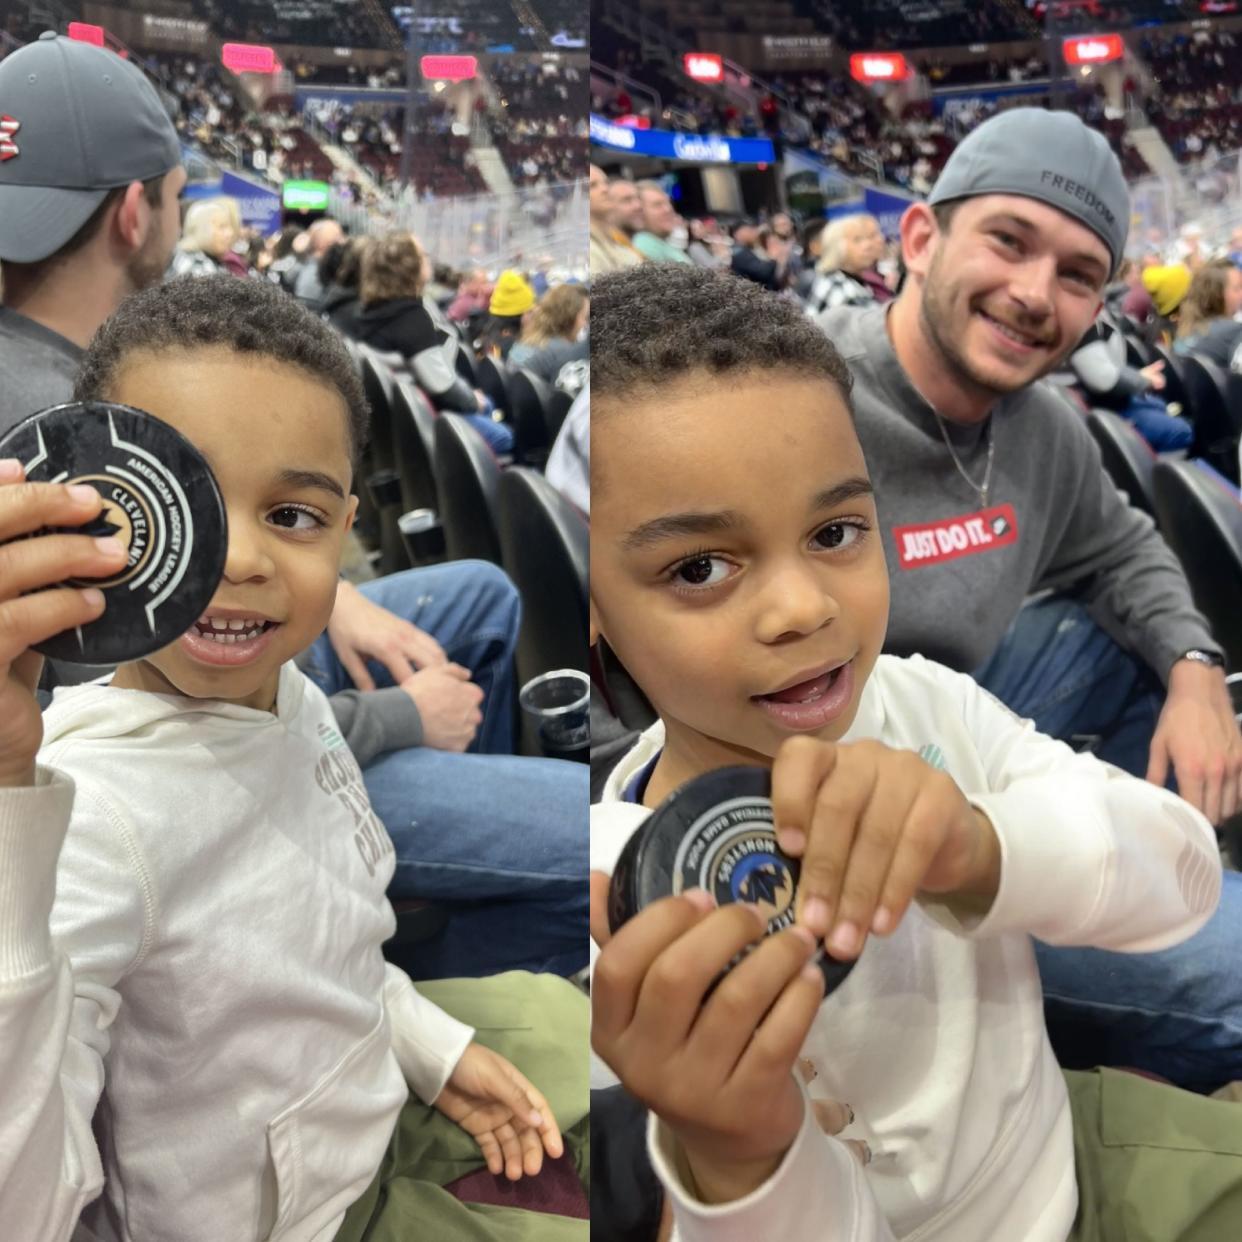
[
  {"x1": 104, "y1": 346, "x2": 357, "y2": 712},
  {"x1": 591, "y1": 372, "x2": 890, "y2": 802}
]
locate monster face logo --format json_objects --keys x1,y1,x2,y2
[{"x1": 673, "y1": 796, "x2": 801, "y2": 934}]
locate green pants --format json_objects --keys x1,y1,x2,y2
[
  {"x1": 1068, "y1": 1067, "x2": 1242, "y2": 1242},
  {"x1": 335, "y1": 972, "x2": 589, "y2": 1242}
]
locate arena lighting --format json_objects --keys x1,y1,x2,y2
[
  {"x1": 683, "y1": 52, "x2": 724, "y2": 83},
  {"x1": 420, "y1": 55, "x2": 478, "y2": 81},
  {"x1": 67, "y1": 22, "x2": 105, "y2": 47},
  {"x1": 221, "y1": 43, "x2": 279, "y2": 74},
  {"x1": 849, "y1": 53, "x2": 911, "y2": 83},
  {"x1": 1062, "y1": 34, "x2": 1124, "y2": 65}
]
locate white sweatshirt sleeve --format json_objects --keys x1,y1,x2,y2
[
  {"x1": 0, "y1": 768, "x2": 151, "y2": 1242},
  {"x1": 650, "y1": 1091, "x2": 897, "y2": 1242},
  {"x1": 921, "y1": 673, "x2": 1220, "y2": 952},
  {"x1": 383, "y1": 963, "x2": 474, "y2": 1105}
]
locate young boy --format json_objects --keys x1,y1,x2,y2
[
  {"x1": 589, "y1": 263, "x2": 1241, "y2": 1242},
  {"x1": 0, "y1": 277, "x2": 587, "y2": 1241}
]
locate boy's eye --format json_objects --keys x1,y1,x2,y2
[
  {"x1": 269, "y1": 505, "x2": 326, "y2": 532},
  {"x1": 812, "y1": 521, "x2": 865, "y2": 551},
  {"x1": 671, "y1": 554, "x2": 731, "y2": 589}
]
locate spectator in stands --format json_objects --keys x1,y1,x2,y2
[
  {"x1": 485, "y1": 268, "x2": 537, "y2": 362},
  {"x1": 795, "y1": 217, "x2": 830, "y2": 300},
  {"x1": 293, "y1": 217, "x2": 345, "y2": 306},
  {"x1": 354, "y1": 233, "x2": 513, "y2": 454},
  {"x1": 632, "y1": 181, "x2": 692, "y2": 265},
  {"x1": 169, "y1": 197, "x2": 251, "y2": 279},
  {"x1": 1174, "y1": 258, "x2": 1242, "y2": 362},
  {"x1": 545, "y1": 381, "x2": 589, "y2": 516},
  {"x1": 803, "y1": 213, "x2": 888, "y2": 316},
  {"x1": 508, "y1": 283, "x2": 589, "y2": 381},
  {"x1": 265, "y1": 222, "x2": 306, "y2": 293},
  {"x1": 729, "y1": 221, "x2": 790, "y2": 291},
  {"x1": 816, "y1": 107, "x2": 1242, "y2": 1086},
  {"x1": 588, "y1": 164, "x2": 643, "y2": 274},
  {"x1": 319, "y1": 237, "x2": 366, "y2": 336},
  {"x1": 1142, "y1": 263, "x2": 1193, "y2": 341},
  {"x1": 686, "y1": 218, "x2": 730, "y2": 270},
  {"x1": 0, "y1": 33, "x2": 186, "y2": 435},
  {"x1": 447, "y1": 267, "x2": 492, "y2": 323}
]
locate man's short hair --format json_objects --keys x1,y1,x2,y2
[
  {"x1": 591, "y1": 264, "x2": 854, "y2": 411},
  {"x1": 73, "y1": 275, "x2": 369, "y2": 473},
  {"x1": 0, "y1": 173, "x2": 166, "y2": 281}
]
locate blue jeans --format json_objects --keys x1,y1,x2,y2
[
  {"x1": 466, "y1": 397, "x2": 514, "y2": 455},
  {"x1": 303, "y1": 562, "x2": 588, "y2": 980},
  {"x1": 1124, "y1": 392, "x2": 1193, "y2": 452},
  {"x1": 976, "y1": 597, "x2": 1242, "y2": 1090}
]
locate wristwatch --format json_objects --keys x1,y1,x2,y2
[{"x1": 1179, "y1": 649, "x2": 1226, "y2": 670}]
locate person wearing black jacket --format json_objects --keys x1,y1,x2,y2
[{"x1": 354, "y1": 233, "x2": 512, "y2": 452}]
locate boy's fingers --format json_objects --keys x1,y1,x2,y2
[
  {"x1": 797, "y1": 757, "x2": 877, "y2": 936},
  {"x1": 811, "y1": 1098, "x2": 853, "y2": 1136},
  {"x1": 591, "y1": 892, "x2": 716, "y2": 1041},
  {"x1": 692, "y1": 926, "x2": 819, "y2": 1077},
  {"x1": 589, "y1": 871, "x2": 612, "y2": 946},
  {"x1": 629, "y1": 903, "x2": 771, "y2": 1048},
  {"x1": 0, "y1": 533, "x2": 127, "y2": 603},
  {"x1": 875, "y1": 792, "x2": 949, "y2": 936},
  {"x1": 829, "y1": 777, "x2": 916, "y2": 959},
  {"x1": 519, "y1": 1125, "x2": 544, "y2": 1177},
  {"x1": 475, "y1": 1129, "x2": 504, "y2": 1177},
  {"x1": 0, "y1": 479, "x2": 103, "y2": 544},
  {"x1": 734, "y1": 958, "x2": 825, "y2": 1085},
  {"x1": 770, "y1": 737, "x2": 838, "y2": 853},
  {"x1": 0, "y1": 587, "x2": 106, "y2": 666}
]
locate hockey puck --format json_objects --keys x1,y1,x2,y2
[
  {"x1": 0, "y1": 401, "x2": 228, "y2": 665},
  {"x1": 608, "y1": 766, "x2": 858, "y2": 996}
]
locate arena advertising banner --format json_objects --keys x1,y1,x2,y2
[
  {"x1": 760, "y1": 35, "x2": 833, "y2": 65},
  {"x1": 590, "y1": 114, "x2": 775, "y2": 165},
  {"x1": 863, "y1": 185, "x2": 918, "y2": 238}
]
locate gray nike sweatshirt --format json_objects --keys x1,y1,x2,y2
[{"x1": 818, "y1": 303, "x2": 1220, "y2": 680}]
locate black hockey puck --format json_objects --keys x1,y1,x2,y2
[
  {"x1": 0, "y1": 402, "x2": 228, "y2": 665},
  {"x1": 608, "y1": 766, "x2": 858, "y2": 996}
]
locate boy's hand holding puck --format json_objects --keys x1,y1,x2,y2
[
  {"x1": 0, "y1": 459, "x2": 128, "y2": 787},
  {"x1": 771, "y1": 736, "x2": 1001, "y2": 960}
]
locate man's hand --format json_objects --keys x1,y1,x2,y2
[
  {"x1": 399, "y1": 664, "x2": 483, "y2": 752},
  {"x1": 328, "y1": 579, "x2": 447, "y2": 690},
  {"x1": 593, "y1": 892, "x2": 828, "y2": 1203},
  {"x1": 1148, "y1": 660, "x2": 1242, "y2": 824},
  {"x1": 772, "y1": 737, "x2": 1000, "y2": 960},
  {"x1": 1140, "y1": 360, "x2": 1167, "y2": 392},
  {"x1": 434, "y1": 1042, "x2": 563, "y2": 1180},
  {"x1": 0, "y1": 461, "x2": 128, "y2": 787}
]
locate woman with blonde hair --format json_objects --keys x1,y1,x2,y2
[
  {"x1": 354, "y1": 232, "x2": 512, "y2": 452},
  {"x1": 803, "y1": 212, "x2": 887, "y2": 317},
  {"x1": 1173, "y1": 258, "x2": 1242, "y2": 363},
  {"x1": 507, "y1": 283, "x2": 589, "y2": 383},
  {"x1": 170, "y1": 197, "x2": 250, "y2": 278}
]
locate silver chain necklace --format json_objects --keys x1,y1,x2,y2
[{"x1": 932, "y1": 411, "x2": 995, "y2": 508}]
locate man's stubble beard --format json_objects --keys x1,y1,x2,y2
[{"x1": 126, "y1": 221, "x2": 174, "y2": 293}]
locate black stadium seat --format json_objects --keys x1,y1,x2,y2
[
  {"x1": 391, "y1": 378, "x2": 440, "y2": 515},
  {"x1": 357, "y1": 345, "x2": 404, "y2": 476},
  {"x1": 1085, "y1": 408, "x2": 1157, "y2": 519},
  {"x1": 1151, "y1": 459, "x2": 1242, "y2": 670},
  {"x1": 1182, "y1": 354, "x2": 1242, "y2": 486},
  {"x1": 546, "y1": 387, "x2": 574, "y2": 443},
  {"x1": 507, "y1": 367, "x2": 556, "y2": 466},
  {"x1": 476, "y1": 354, "x2": 514, "y2": 417},
  {"x1": 497, "y1": 467, "x2": 589, "y2": 686},
  {"x1": 433, "y1": 414, "x2": 504, "y2": 566},
  {"x1": 1152, "y1": 342, "x2": 1189, "y2": 416}
]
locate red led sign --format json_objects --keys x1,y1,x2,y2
[
  {"x1": 1063, "y1": 34, "x2": 1124, "y2": 64},
  {"x1": 849, "y1": 53, "x2": 911, "y2": 83},
  {"x1": 684, "y1": 53, "x2": 724, "y2": 83},
  {"x1": 67, "y1": 22, "x2": 105, "y2": 47},
  {"x1": 221, "y1": 43, "x2": 278, "y2": 74},
  {"x1": 420, "y1": 55, "x2": 478, "y2": 81}
]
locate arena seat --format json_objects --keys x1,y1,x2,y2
[
  {"x1": 546, "y1": 387, "x2": 575, "y2": 444},
  {"x1": 497, "y1": 468, "x2": 589, "y2": 687},
  {"x1": 391, "y1": 378, "x2": 441, "y2": 515},
  {"x1": 1085, "y1": 409, "x2": 1157, "y2": 519},
  {"x1": 455, "y1": 340, "x2": 479, "y2": 386},
  {"x1": 357, "y1": 347, "x2": 413, "y2": 574},
  {"x1": 507, "y1": 367, "x2": 556, "y2": 467},
  {"x1": 476, "y1": 355, "x2": 515, "y2": 417},
  {"x1": 1152, "y1": 342, "x2": 1190, "y2": 417},
  {"x1": 1151, "y1": 459, "x2": 1242, "y2": 670},
  {"x1": 433, "y1": 414, "x2": 504, "y2": 566},
  {"x1": 1182, "y1": 354, "x2": 1242, "y2": 486}
]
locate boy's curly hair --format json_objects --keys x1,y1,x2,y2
[
  {"x1": 74, "y1": 275, "x2": 369, "y2": 471},
  {"x1": 590, "y1": 263, "x2": 854, "y2": 409}
]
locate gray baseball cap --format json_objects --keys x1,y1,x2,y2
[
  {"x1": 928, "y1": 108, "x2": 1129, "y2": 276},
  {"x1": 0, "y1": 32, "x2": 181, "y2": 263}
]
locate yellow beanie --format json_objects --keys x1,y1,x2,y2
[
  {"x1": 1142, "y1": 264, "x2": 1192, "y2": 317},
  {"x1": 489, "y1": 270, "x2": 536, "y2": 318}
]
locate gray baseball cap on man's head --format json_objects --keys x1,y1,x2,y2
[
  {"x1": 0, "y1": 32, "x2": 181, "y2": 263},
  {"x1": 927, "y1": 108, "x2": 1130, "y2": 276}
]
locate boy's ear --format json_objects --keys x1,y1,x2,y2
[
  {"x1": 343, "y1": 493, "x2": 358, "y2": 535},
  {"x1": 589, "y1": 595, "x2": 601, "y2": 648}
]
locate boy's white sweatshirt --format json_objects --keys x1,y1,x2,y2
[
  {"x1": 591, "y1": 655, "x2": 1220, "y2": 1242},
  {"x1": 0, "y1": 663, "x2": 474, "y2": 1242}
]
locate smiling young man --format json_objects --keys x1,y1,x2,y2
[{"x1": 816, "y1": 107, "x2": 1242, "y2": 1090}]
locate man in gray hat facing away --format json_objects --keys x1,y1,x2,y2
[
  {"x1": 817, "y1": 107, "x2": 1242, "y2": 1089},
  {"x1": 0, "y1": 32, "x2": 187, "y2": 433}
]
